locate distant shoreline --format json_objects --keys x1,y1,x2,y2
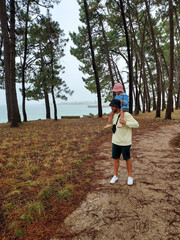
[
  {"x1": 0, "y1": 101, "x2": 109, "y2": 107},
  {"x1": 0, "y1": 103, "x2": 110, "y2": 124},
  {"x1": 88, "y1": 105, "x2": 109, "y2": 108}
]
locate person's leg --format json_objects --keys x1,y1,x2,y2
[
  {"x1": 104, "y1": 111, "x2": 114, "y2": 128},
  {"x1": 114, "y1": 159, "x2": 120, "y2": 176},
  {"x1": 121, "y1": 109, "x2": 124, "y2": 120},
  {"x1": 110, "y1": 144, "x2": 121, "y2": 184},
  {"x1": 110, "y1": 158, "x2": 119, "y2": 184},
  {"x1": 122, "y1": 145, "x2": 133, "y2": 185},
  {"x1": 126, "y1": 158, "x2": 133, "y2": 185},
  {"x1": 109, "y1": 111, "x2": 114, "y2": 124},
  {"x1": 126, "y1": 158, "x2": 132, "y2": 177},
  {"x1": 117, "y1": 109, "x2": 123, "y2": 128}
]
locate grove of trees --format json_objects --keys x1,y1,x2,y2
[
  {"x1": 0, "y1": 0, "x2": 180, "y2": 126},
  {"x1": 0, "y1": 0, "x2": 73, "y2": 127},
  {"x1": 71, "y1": 0, "x2": 180, "y2": 118}
]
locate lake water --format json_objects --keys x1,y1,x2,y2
[{"x1": 0, "y1": 103, "x2": 110, "y2": 123}]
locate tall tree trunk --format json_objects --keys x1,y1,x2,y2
[
  {"x1": 174, "y1": 0, "x2": 180, "y2": 109},
  {"x1": 112, "y1": 58, "x2": 119, "y2": 83},
  {"x1": 10, "y1": 0, "x2": 21, "y2": 127},
  {"x1": 113, "y1": 60, "x2": 126, "y2": 93},
  {"x1": 145, "y1": 59, "x2": 157, "y2": 110},
  {"x1": 141, "y1": 56, "x2": 150, "y2": 112},
  {"x1": 138, "y1": 76, "x2": 143, "y2": 112},
  {"x1": 160, "y1": 48, "x2": 170, "y2": 80},
  {"x1": 50, "y1": 43, "x2": 58, "y2": 121},
  {"x1": 51, "y1": 85, "x2": 57, "y2": 121},
  {"x1": 22, "y1": 0, "x2": 31, "y2": 122},
  {"x1": 0, "y1": 0, "x2": 11, "y2": 121},
  {"x1": 159, "y1": 55, "x2": 165, "y2": 111},
  {"x1": 137, "y1": 19, "x2": 151, "y2": 112},
  {"x1": 134, "y1": 84, "x2": 139, "y2": 115},
  {"x1": 172, "y1": 95, "x2": 174, "y2": 112},
  {"x1": 117, "y1": 0, "x2": 133, "y2": 113},
  {"x1": 161, "y1": 75, "x2": 166, "y2": 111},
  {"x1": 141, "y1": 76, "x2": 146, "y2": 113},
  {"x1": 145, "y1": 0, "x2": 161, "y2": 117},
  {"x1": 40, "y1": 43, "x2": 51, "y2": 119},
  {"x1": 129, "y1": 4, "x2": 149, "y2": 113},
  {"x1": 134, "y1": 52, "x2": 139, "y2": 115},
  {"x1": 44, "y1": 88, "x2": 51, "y2": 119},
  {"x1": 147, "y1": 85, "x2": 151, "y2": 112},
  {"x1": 83, "y1": 0, "x2": 102, "y2": 117},
  {"x1": 176, "y1": 59, "x2": 180, "y2": 109},
  {"x1": 165, "y1": 0, "x2": 174, "y2": 119},
  {"x1": 144, "y1": 73, "x2": 151, "y2": 112},
  {"x1": 0, "y1": 36, "x2": 3, "y2": 63},
  {"x1": 138, "y1": 58, "x2": 145, "y2": 113},
  {"x1": 127, "y1": 10, "x2": 144, "y2": 114},
  {"x1": 98, "y1": 13, "x2": 114, "y2": 89}
]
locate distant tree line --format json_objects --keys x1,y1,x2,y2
[
  {"x1": 71, "y1": 0, "x2": 180, "y2": 119},
  {"x1": 0, "y1": 0, "x2": 73, "y2": 127}
]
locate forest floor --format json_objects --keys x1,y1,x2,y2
[
  {"x1": 0, "y1": 110, "x2": 180, "y2": 240},
  {"x1": 52, "y1": 111, "x2": 180, "y2": 240}
]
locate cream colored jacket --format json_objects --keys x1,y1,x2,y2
[{"x1": 112, "y1": 112, "x2": 139, "y2": 146}]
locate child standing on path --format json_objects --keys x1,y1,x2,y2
[{"x1": 104, "y1": 83, "x2": 129, "y2": 128}]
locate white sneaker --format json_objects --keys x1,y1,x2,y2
[
  {"x1": 110, "y1": 175, "x2": 118, "y2": 184},
  {"x1": 127, "y1": 176, "x2": 133, "y2": 186}
]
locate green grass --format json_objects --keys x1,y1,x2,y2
[{"x1": 86, "y1": 170, "x2": 94, "y2": 175}]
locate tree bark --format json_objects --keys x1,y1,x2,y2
[
  {"x1": 0, "y1": 36, "x2": 3, "y2": 64},
  {"x1": 10, "y1": 0, "x2": 21, "y2": 127},
  {"x1": 22, "y1": 0, "x2": 31, "y2": 122},
  {"x1": 145, "y1": 0, "x2": 161, "y2": 117},
  {"x1": 44, "y1": 88, "x2": 51, "y2": 119},
  {"x1": 134, "y1": 48, "x2": 140, "y2": 115},
  {"x1": 0, "y1": 0, "x2": 11, "y2": 121},
  {"x1": 39, "y1": 43, "x2": 51, "y2": 119},
  {"x1": 117, "y1": 0, "x2": 133, "y2": 114},
  {"x1": 138, "y1": 75, "x2": 143, "y2": 112},
  {"x1": 83, "y1": 0, "x2": 102, "y2": 117},
  {"x1": 165, "y1": 0, "x2": 174, "y2": 119},
  {"x1": 98, "y1": 13, "x2": 115, "y2": 89},
  {"x1": 176, "y1": 59, "x2": 180, "y2": 109},
  {"x1": 143, "y1": 66, "x2": 151, "y2": 112},
  {"x1": 145, "y1": 59, "x2": 157, "y2": 110},
  {"x1": 113, "y1": 60, "x2": 126, "y2": 93},
  {"x1": 51, "y1": 85, "x2": 57, "y2": 121},
  {"x1": 140, "y1": 70, "x2": 146, "y2": 113},
  {"x1": 174, "y1": 0, "x2": 180, "y2": 109},
  {"x1": 112, "y1": 58, "x2": 119, "y2": 83},
  {"x1": 161, "y1": 80, "x2": 166, "y2": 111},
  {"x1": 127, "y1": 4, "x2": 146, "y2": 114}
]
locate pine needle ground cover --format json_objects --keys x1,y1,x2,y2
[
  {"x1": 0, "y1": 118, "x2": 109, "y2": 239},
  {"x1": 0, "y1": 110, "x2": 179, "y2": 239}
]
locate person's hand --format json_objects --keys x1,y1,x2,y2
[
  {"x1": 102, "y1": 115, "x2": 109, "y2": 120},
  {"x1": 120, "y1": 119, "x2": 126, "y2": 125}
]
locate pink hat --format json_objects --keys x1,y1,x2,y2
[{"x1": 112, "y1": 83, "x2": 124, "y2": 92}]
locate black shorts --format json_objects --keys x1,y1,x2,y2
[{"x1": 112, "y1": 143, "x2": 131, "y2": 160}]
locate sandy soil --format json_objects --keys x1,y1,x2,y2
[{"x1": 54, "y1": 123, "x2": 180, "y2": 240}]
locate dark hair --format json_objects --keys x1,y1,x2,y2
[{"x1": 109, "y1": 99, "x2": 120, "y2": 108}]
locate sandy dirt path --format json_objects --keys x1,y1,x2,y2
[{"x1": 55, "y1": 123, "x2": 180, "y2": 240}]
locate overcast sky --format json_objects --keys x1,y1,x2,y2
[
  {"x1": 50, "y1": 0, "x2": 98, "y2": 103},
  {"x1": 0, "y1": 0, "x2": 97, "y2": 106}
]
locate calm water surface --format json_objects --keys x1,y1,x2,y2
[{"x1": 0, "y1": 103, "x2": 110, "y2": 123}]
